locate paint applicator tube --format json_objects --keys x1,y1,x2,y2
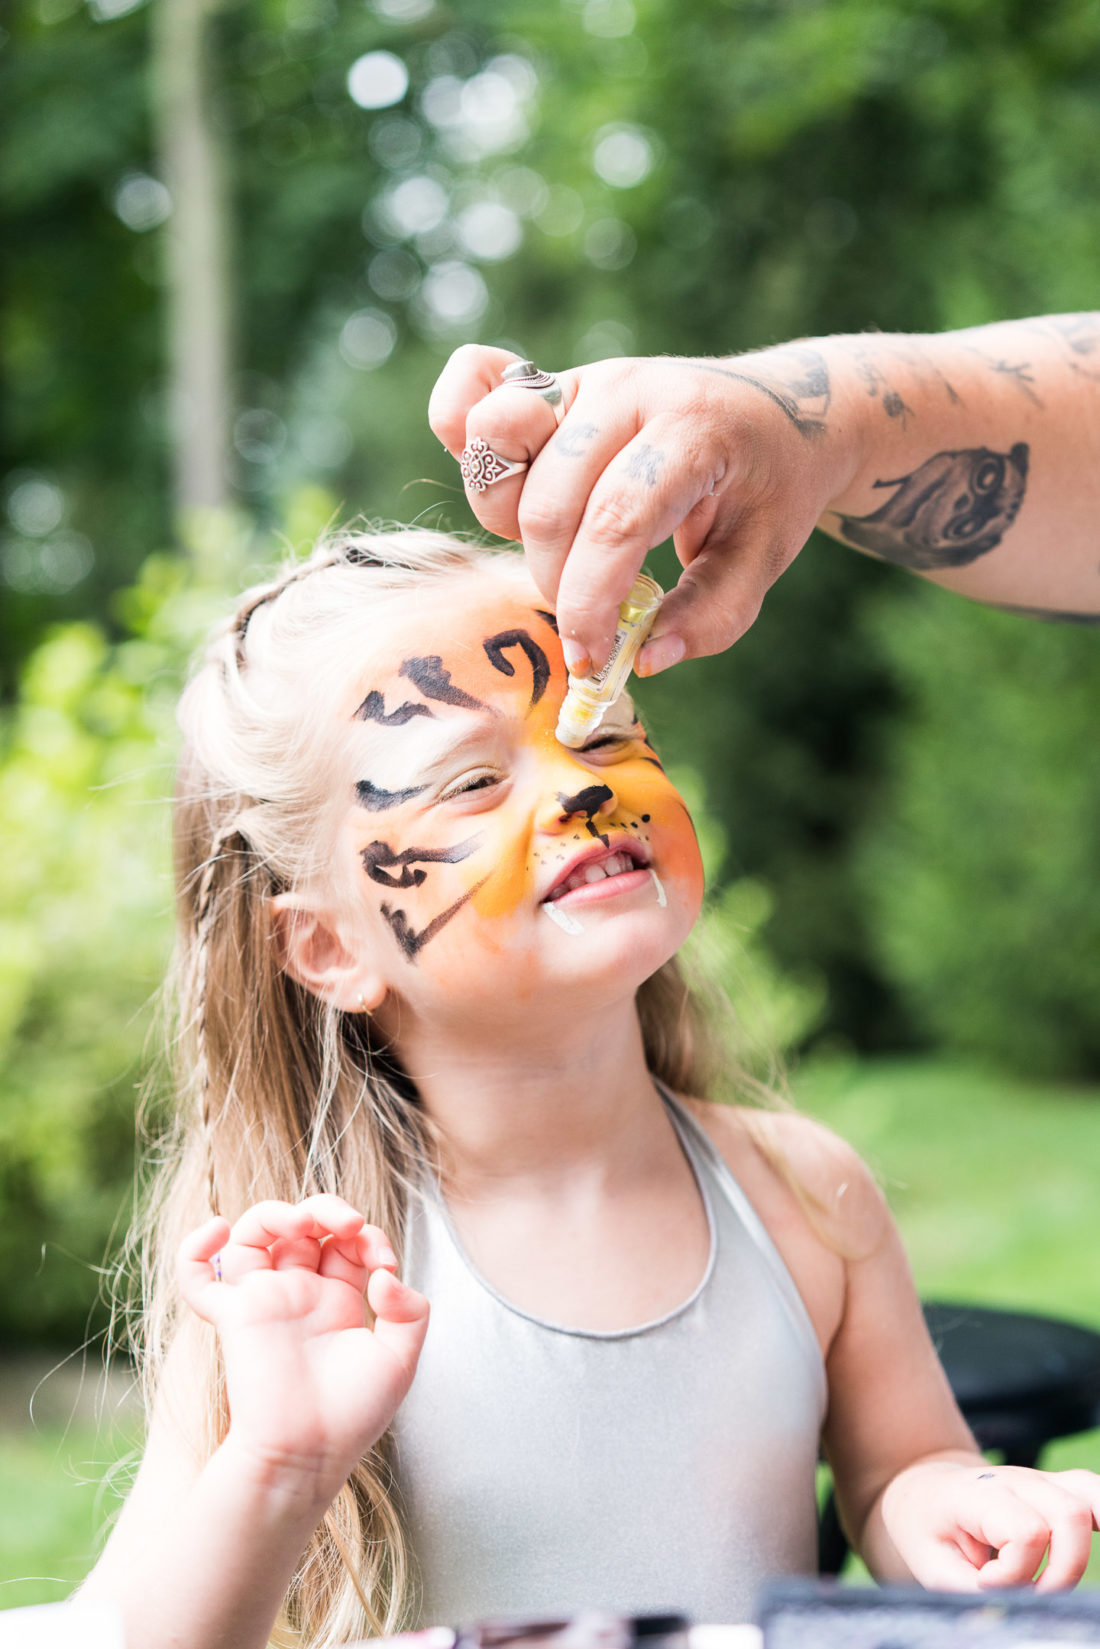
[{"x1": 556, "y1": 573, "x2": 663, "y2": 748}]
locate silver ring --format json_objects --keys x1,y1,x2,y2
[
  {"x1": 459, "y1": 436, "x2": 528, "y2": 493},
  {"x1": 501, "y1": 358, "x2": 564, "y2": 410}
]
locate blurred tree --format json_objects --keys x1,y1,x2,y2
[
  {"x1": 154, "y1": 0, "x2": 233, "y2": 514},
  {"x1": 857, "y1": 588, "x2": 1100, "y2": 1078}
]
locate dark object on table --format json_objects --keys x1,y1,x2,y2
[
  {"x1": 456, "y1": 1616, "x2": 690, "y2": 1649},
  {"x1": 759, "y1": 1576, "x2": 1100, "y2": 1648},
  {"x1": 818, "y1": 1301, "x2": 1100, "y2": 1574}
]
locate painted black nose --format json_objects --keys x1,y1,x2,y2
[{"x1": 557, "y1": 784, "x2": 614, "y2": 822}]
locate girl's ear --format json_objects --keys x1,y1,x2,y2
[{"x1": 270, "y1": 893, "x2": 388, "y2": 1012}]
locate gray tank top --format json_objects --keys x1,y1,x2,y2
[{"x1": 391, "y1": 1090, "x2": 826, "y2": 1627}]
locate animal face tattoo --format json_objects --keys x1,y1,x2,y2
[{"x1": 336, "y1": 569, "x2": 704, "y2": 1017}]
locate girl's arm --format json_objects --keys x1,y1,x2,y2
[
  {"x1": 80, "y1": 1196, "x2": 429, "y2": 1649},
  {"x1": 813, "y1": 1142, "x2": 1100, "y2": 1588},
  {"x1": 429, "y1": 315, "x2": 1100, "y2": 674},
  {"x1": 703, "y1": 1106, "x2": 1100, "y2": 1590}
]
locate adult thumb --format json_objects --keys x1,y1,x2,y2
[{"x1": 637, "y1": 537, "x2": 775, "y2": 674}]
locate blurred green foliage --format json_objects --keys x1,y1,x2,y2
[
  {"x1": 0, "y1": 514, "x2": 254, "y2": 1343},
  {"x1": 857, "y1": 587, "x2": 1100, "y2": 1077},
  {"x1": 4, "y1": 0, "x2": 1100, "y2": 1340}
]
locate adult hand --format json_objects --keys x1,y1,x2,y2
[{"x1": 429, "y1": 343, "x2": 865, "y2": 676}]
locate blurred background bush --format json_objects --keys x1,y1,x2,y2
[{"x1": 2, "y1": 0, "x2": 1099, "y2": 1377}]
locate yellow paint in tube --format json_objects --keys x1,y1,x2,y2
[{"x1": 556, "y1": 573, "x2": 663, "y2": 748}]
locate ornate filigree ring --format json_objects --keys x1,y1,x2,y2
[
  {"x1": 459, "y1": 436, "x2": 529, "y2": 494},
  {"x1": 501, "y1": 358, "x2": 564, "y2": 420}
]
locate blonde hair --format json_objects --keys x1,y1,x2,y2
[{"x1": 136, "y1": 527, "x2": 722, "y2": 1646}]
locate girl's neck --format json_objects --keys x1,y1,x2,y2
[{"x1": 398, "y1": 996, "x2": 666, "y2": 1200}]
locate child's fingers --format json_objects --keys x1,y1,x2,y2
[
  {"x1": 177, "y1": 1217, "x2": 231, "y2": 1321},
  {"x1": 269, "y1": 1235, "x2": 324, "y2": 1272},
  {"x1": 905, "y1": 1538, "x2": 985, "y2": 1592},
  {"x1": 356, "y1": 1222, "x2": 399, "y2": 1271},
  {"x1": 967, "y1": 1486, "x2": 1062, "y2": 1588},
  {"x1": 294, "y1": 1193, "x2": 367, "y2": 1241},
  {"x1": 229, "y1": 1199, "x2": 317, "y2": 1250},
  {"x1": 318, "y1": 1223, "x2": 398, "y2": 1285},
  {"x1": 1028, "y1": 1479, "x2": 1097, "y2": 1591},
  {"x1": 367, "y1": 1268, "x2": 430, "y2": 1371}
]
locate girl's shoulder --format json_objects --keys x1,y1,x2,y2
[{"x1": 679, "y1": 1095, "x2": 893, "y2": 1266}]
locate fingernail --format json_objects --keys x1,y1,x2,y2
[
  {"x1": 562, "y1": 638, "x2": 591, "y2": 677},
  {"x1": 637, "y1": 633, "x2": 686, "y2": 677},
  {"x1": 380, "y1": 1248, "x2": 398, "y2": 1268}
]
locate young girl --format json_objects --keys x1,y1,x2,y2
[{"x1": 82, "y1": 528, "x2": 1100, "y2": 1649}]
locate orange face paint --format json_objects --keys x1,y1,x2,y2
[{"x1": 335, "y1": 566, "x2": 704, "y2": 1013}]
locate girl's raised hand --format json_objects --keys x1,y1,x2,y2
[
  {"x1": 883, "y1": 1461, "x2": 1100, "y2": 1592},
  {"x1": 178, "y1": 1195, "x2": 429, "y2": 1498}
]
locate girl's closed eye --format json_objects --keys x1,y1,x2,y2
[
  {"x1": 439, "y1": 765, "x2": 507, "y2": 801},
  {"x1": 581, "y1": 730, "x2": 637, "y2": 762}
]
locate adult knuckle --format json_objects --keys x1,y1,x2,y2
[
  {"x1": 517, "y1": 492, "x2": 565, "y2": 545},
  {"x1": 582, "y1": 487, "x2": 642, "y2": 549},
  {"x1": 449, "y1": 342, "x2": 484, "y2": 371}
]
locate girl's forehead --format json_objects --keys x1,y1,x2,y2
[{"x1": 347, "y1": 567, "x2": 562, "y2": 703}]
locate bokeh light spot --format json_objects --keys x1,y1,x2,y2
[
  {"x1": 113, "y1": 173, "x2": 172, "y2": 232},
  {"x1": 584, "y1": 217, "x2": 636, "y2": 270},
  {"x1": 340, "y1": 308, "x2": 398, "y2": 369},
  {"x1": 384, "y1": 174, "x2": 449, "y2": 237},
  {"x1": 418, "y1": 261, "x2": 489, "y2": 333},
  {"x1": 347, "y1": 51, "x2": 409, "y2": 110},
  {"x1": 368, "y1": 248, "x2": 422, "y2": 301},
  {"x1": 592, "y1": 123, "x2": 655, "y2": 188},
  {"x1": 536, "y1": 185, "x2": 585, "y2": 238},
  {"x1": 457, "y1": 201, "x2": 522, "y2": 261},
  {"x1": 371, "y1": 0, "x2": 435, "y2": 19},
  {"x1": 369, "y1": 114, "x2": 423, "y2": 170},
  {"x1": 576, "y1": 318, "x2": 635, "y2": 360},
  {"x1": 7, "y1": 475, "x2": 65, "y2": 537}
]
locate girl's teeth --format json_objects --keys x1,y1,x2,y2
[{"x1": 550, "y1": 852, "x2": 636, "y2": 898}]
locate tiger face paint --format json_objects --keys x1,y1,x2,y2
[{"x1": 334, "y1": 566, "x2": 704, "y2": 1025}]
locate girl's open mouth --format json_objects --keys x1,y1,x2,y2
[{"x1": 542, "y1": 844, "x2": 652, "y2": 905}]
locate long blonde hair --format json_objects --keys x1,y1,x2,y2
[{"x1": 136, "y1": 527, "x2": 721, "y2": 1646}]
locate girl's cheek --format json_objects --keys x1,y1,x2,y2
[{"x1": 467, "y1": 812, "x2": 532, "y2": 923}]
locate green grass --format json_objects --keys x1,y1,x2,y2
[
  {"x1": 3, "y1": 1057, "x2": 1099, "y2": 1608},
  {"x1": 795, "y1": 1055, "x2": 1100, "y2": 1324},
  {"x1": 0, "y1": 1419, "x2": 136, "y2": 1609}
]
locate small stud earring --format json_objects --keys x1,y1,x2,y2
[{"x1": 358, "y1": 992, "x2": 370, "y2": 1014}]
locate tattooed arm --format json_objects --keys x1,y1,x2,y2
[{"x1": 429, "y1": 315, "x2": 1100, "y2": 674}]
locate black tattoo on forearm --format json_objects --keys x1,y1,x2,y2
[
  {"x1": 965, "y1": 348, "x2": 1043, "y2": 407},
  {"x1": 623, "y1": 444, "x2": 664, "y2": 486},
  {"x1": 554, "y1": 421, "x2": 599, "y2": 458},
  {"x1": 695, "y1": 345, "x2": 832, "y2": 439},
  {"x1": 1038, "y1": 313, "x2": 1100, "y2": 381},
  {"x1": 840, "y1": 334, "x2": 961, "y2": 408},
  {"x1": 833, "y1": 443, "x2": 1029, "y2": 568}
]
